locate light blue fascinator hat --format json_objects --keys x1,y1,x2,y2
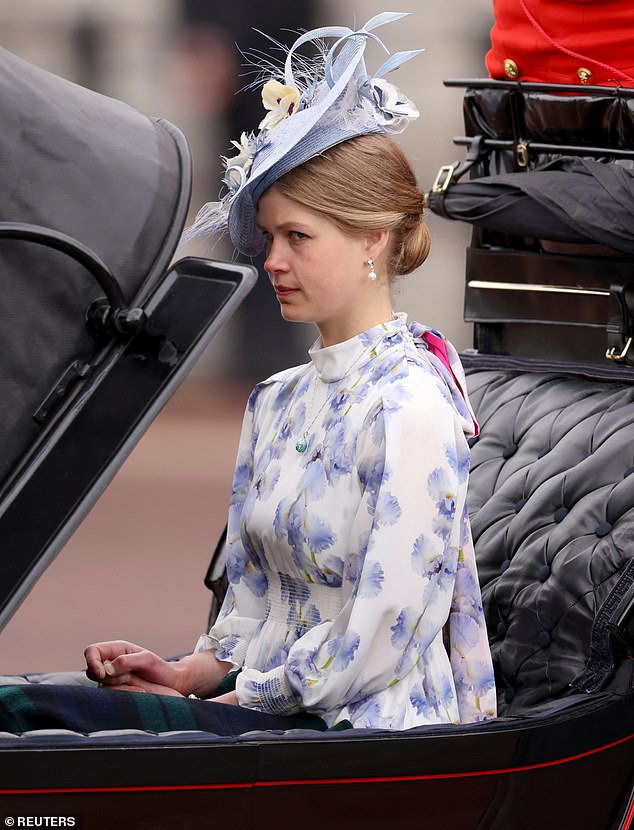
[{"x1": 183, "y1": 11, "x2": 423, "y2": 257}]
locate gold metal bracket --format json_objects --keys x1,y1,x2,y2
[
  {"x1": 515, "y1": 142, "x2": 529, "y2": 169},
  {"x1": 606, "y1": 336, "x2": 633, "y2": 361},
  {"x1": 432, "y1": 164, "x2": 458, "y2": 194}
]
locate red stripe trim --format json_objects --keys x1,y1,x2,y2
[{"x1": 1, "y1": 730, "x2": 632, "y2": 796}]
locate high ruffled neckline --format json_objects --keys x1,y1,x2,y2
[{"x1": 309, "y1": 314, "x2": 408, "y2": 383}]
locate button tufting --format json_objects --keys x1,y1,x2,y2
[
  {"x1": 537, "y1": 631, "x2": 551, "y2": 648},
  {"x1": 497, "y1": 621, "x2": 508, "y2": 638},
  {"x1": 502, "y1": 442, "x2": 518, "y2": 459},
  {"x1": 514, "y1": 498, "x2": 527, "y2": 513},
  {"x1": 538, "y1": 447, "x2": 550, "y2": 459},
  {"x1": 595, "y1": 521, "x2": 613, "y2": 537},
  {"x1": 554, "y1": 506, "x2": 568, "y2": 523},
  {"x1": 538, "y1": 564, "x2": 551, "y2": 582},
  {"x1": 504, "y1": 686, "x2": 516, "y2": 703},
  {"x1": 500, "y1": 559, "x2": 511, "y2": 574}
]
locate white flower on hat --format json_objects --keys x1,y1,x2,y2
[
  {"x1": 223, "y1": 131, "x2": 257, "y2": 195},
  {"x1": 259, "y1": 79, "x2": 301, "y2": 132},
  {"x1": 359, "y1": 77, "x2": 419, "y2": 134}
]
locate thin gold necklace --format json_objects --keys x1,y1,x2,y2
[{"x1": 295, "y1": 334, "x2": 384, "y2": 453}]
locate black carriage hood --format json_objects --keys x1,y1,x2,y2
[
  {"x1": 0, "y1": 48, "x2": 256, "y2": 630},
  {"x1": 0, "y1": 46, "x2": 191, "y2": 487}
]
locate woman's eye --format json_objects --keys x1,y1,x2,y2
[{"x1": 290, "y1": 231, "x2": 307, "y2": 241}]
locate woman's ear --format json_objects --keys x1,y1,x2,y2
[{"x1": 364, "y1": 229, "x2": 391, "y2": 261}]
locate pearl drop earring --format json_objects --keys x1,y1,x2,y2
[{"x1": 367, "y1": 258, "x2": 377, "y2": 281}]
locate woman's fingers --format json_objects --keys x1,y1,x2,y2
[
  {"x1": 84, "y1": 640, "x2": 145, "y2": 682},
  {"x1": 84, "y1": 641, "x2": 182, "y2": 693}
]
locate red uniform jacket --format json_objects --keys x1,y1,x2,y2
[{"x1": 486, "y1": 0, "x2": 634, "y2": 87}]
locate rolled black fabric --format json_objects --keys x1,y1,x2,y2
[{"x1": 428, "y1": 156, "x2": 634, "y2": 253}]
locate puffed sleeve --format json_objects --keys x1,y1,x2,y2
[
  {"x1": 193, "y1": 385, "x2": 268, "y2": 671},
  {"x1": 235, "y1": 373, "x2": 496, "y2": 725}
]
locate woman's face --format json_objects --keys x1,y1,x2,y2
[{"x1": 257, "y1": 186, "x2": 391, "y2": 345}]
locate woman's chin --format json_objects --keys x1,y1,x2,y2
[{"x1": 278, "y1": 305, "x2": 309, "y2": 324}]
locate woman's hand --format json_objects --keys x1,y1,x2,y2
[
  {"x1": 84, "y1": 640, "x2": 185, "y2": 694},
  {"x1": 84, "y1": 640, "x2": 233, "y2": 699},
  {"x1": 210, "y1": 691, "x2": 239, "y2": 706},
  {"x1": 106, "y1": 680, "x2": 186, "y2": 697}
]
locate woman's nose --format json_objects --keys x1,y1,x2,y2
[{"x1": 264, "y1": 239, "x2": 286, "y2": 276}]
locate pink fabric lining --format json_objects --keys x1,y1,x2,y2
[{"x1": 421, "y1": 330, "x2": 479, "y2": 437}]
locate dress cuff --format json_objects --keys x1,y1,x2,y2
[
  {"x1": 193, "y1": 633, "x2": 216, "y2": 654},
  {"x1": 235, "y1": 665, "x2": 302, "y2": 715},
  {"x1": 193, "y1": 633, "x2": 247, "y2": 672}
]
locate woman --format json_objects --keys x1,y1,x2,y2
[{"x1": 1, "y1": 13, "x2": 496, "y2": 735}]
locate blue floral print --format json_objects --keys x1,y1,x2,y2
[
  {"x1": 195, "y1": 315, "x2": 497, "y2": 729},
  {"x1": 357, "y1": 559, "x2": 385, "y2": 599},
  {"x1": 390, "y1": 606, "x2": 421, "y2": 650},
  {"x1": 411, "y1": 533, "x2": 443, "y2": 578},
  {"x1": 226, "y1": 543, "x2": 268, "y2": 598},
  {"x1": 373, "y1": 490, "x2": 402, "y2": 526},
  {"x1": 325, "y1": 630, "x2": 361, "y2": 672}
]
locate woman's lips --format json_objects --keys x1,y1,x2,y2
[{"x1": 274, "y1": 285, "x2": 298, "y2": 300}]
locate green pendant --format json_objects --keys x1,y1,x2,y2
[{"x1": 295, "y1": 435, "x2": 308, "y2": 453}]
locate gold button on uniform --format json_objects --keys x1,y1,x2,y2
[
  {"x1": 504, "y1": 58, "x2": 520, "y2": 79},
  {"x1": 577, "y1": 67, "x2": 593, "y2": 84}
]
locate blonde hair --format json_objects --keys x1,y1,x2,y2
[{"x1": 273, "y1": 134, "x2": 430, "y2": 277}]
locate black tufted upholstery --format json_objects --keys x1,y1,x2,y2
[{"x1": 466, "y1": 367, "x2": 634, "y2": 716}]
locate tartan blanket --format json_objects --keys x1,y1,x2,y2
[{"x1": 0, "y1": 684, "x2": 328, "y2": 735}]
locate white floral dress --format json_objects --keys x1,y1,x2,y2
[{"x1": 195, "y1": 315, "x2": 497, "y2": 729}]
